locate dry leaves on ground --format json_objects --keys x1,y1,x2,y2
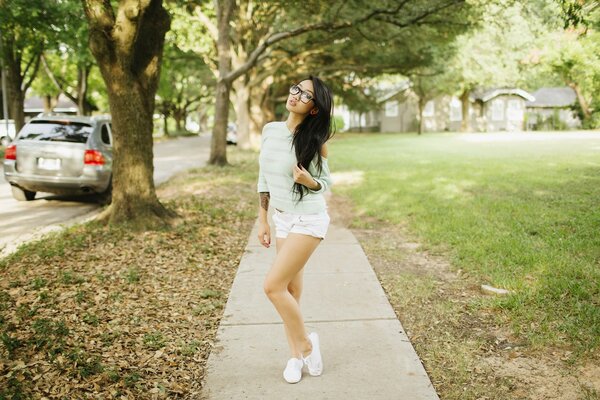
[{"x1": 0, "y1": 154, "x2": 258, "y2": 399}]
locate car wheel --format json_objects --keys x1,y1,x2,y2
[{"x1": 11, "y1": 186, "x2": 36, "y2": 201}]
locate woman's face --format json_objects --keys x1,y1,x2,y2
[{"x1": 286, "y1": 79, "x2": 316, "y2": 115}]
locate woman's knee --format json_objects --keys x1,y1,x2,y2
[{"x1": 263, "y1": 278, "x2": 285, "y2": 298}]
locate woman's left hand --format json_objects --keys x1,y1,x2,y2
[{"x1": 293, "y1": 163, "x2": 319, "y2": 190}]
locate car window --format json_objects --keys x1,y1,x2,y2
[
  {"x1": 101, "y1": 124, "x2": 111, "y2": 145},
  {"x1": 18, "y1": 120, "x2": 93, "y2": 143}
]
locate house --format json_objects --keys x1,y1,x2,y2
[
  {"x1": 24, "y1": 94, "x2": 78, "y2": 118},
  {"x1": 347, "y1": 86, "x2": 536, "y2": 133},
  {"x1": 468, "y1": 88, "x2": 535, "y2": 132},
  {"x1": 525, "y1": 87, "x2": 580, "y2": 130}
]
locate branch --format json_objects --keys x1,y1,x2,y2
[
  {"x1": 195, "y1": 6, "x2": 218, "y2": 43},
  {"x1": 41, "y1": 54, "x2": 78, "y2": 103},
  {"x1": 22, "y1": 51, "x2": 42, "y2": 92},
  {"x1": 224, "y1": 2, "x2": 412, "y2": 83},
  {"x1": 374, "y1": 0, "x2": 464, "y2": 29}
]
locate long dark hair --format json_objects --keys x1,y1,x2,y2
[{"x1": 291, "y1": 75, "x2": 334, "y2": 202}]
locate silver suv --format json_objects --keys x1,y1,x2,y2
[{"x1": 3, "y1": 114, "x2": 113, "y2": 203}]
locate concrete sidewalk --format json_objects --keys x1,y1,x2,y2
[{"x1": 201, "y1": 212, "x2": 440, "y2": 399}]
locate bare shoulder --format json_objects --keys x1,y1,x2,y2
[{"x1": 321, "y1": 143, "x2": 329, "y2": 158}]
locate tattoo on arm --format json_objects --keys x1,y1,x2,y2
[{"x1": 259, "y1": 192, "x2": 270, "y2": 211}]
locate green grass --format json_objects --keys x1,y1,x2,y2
[{"x1": 329, "y1": 132, "x2": 600, "y2": 353}]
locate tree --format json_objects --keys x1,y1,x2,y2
[
  {"x1": 0, "y1": 0, "x2": 62, "y2": 131},
  {"x1": 442, "y1": 1, "x2": 546, "y2": 131},
  {"x1": 81, "y1": 0, "x2": 178, "y2": 229},
  {"x1": 156, "y1": 42, "x2": 214, "y2": 135},
  {"x1": 40, "y1": 1, "x2": 97, "y2": 116},
  {"x1": 191, "y1": 0, "x2": 472, "y2": 162}
]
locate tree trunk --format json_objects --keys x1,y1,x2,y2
[
  {"x1": 163, "y1": 113, "x2": 169, "y2": 136},
  {"x1": 197, "y1": 106, "x2": 208, "y2": 133},
  {"x1": 43, "y1": 95, "x2": 52, "y2": 112},
  {"x1": 83, "y1": 0, "x2": 178, "y2": 230},
  {"x1": 76, "y1": 64, "x2": 92, "y2": 115},
  {"x1": 248, "y1": 76, "x2": 274, "y2": 149},
  {"x1": 417, "y1": 97, "x2": 424, "y2": 135},
  {"x1": 209, "y1": 0, "x2": 234, "y2": 166},
  {"x1": 7, "y1": 80, "x2": 25, "y2": 132},
  {"x1": 460, "y1": 89, "x2": 470, "y2": 132},
  {"x1": 210, "y1": 79, "x2": 230, "y2": 165},
  {"x1": 232, "y1": 78, "x2": 251, "y2": 149},
  {"x1": 4, "y1": 56, "x2": 25, "y2": 132},
  {"x1": 174, "y1": 111, "x2": 183, "y2": 132},
  {"x1": 568, "y1": 81, "x2": 591, "y2": 120}
]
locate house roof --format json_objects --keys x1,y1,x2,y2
[
  {"x1": 470, "y1": 88, "x2": 535, "y2": 103},
  {"x1": 24, "y1": 94, "x2": 78, "y2": 113},
  {"x1": 526, "y1": 87, "x2": 576, "y2": 108},
  {"x1": 377, "y1": 80, "x2": 412, "y2": 103}
]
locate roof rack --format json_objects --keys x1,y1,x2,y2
[
  {"x1": 90, "y1": 114, "x2": 111, "y2": 121},
  {"x1": 36, "y1": 112, "x2": 68, "y2": 117}
]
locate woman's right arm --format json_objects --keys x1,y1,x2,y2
[
  {"x1": 257, "y1": 125, "x2": 271, "y2": 248},
  {"x1": 257, "y1": 192, "x2": 271, "y2": 248}
]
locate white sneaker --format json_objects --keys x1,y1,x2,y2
[
  {"x1": 301, "y1": 332, "x2": 323, "y2": 376},
  {"x1": 283, "y1": 357, "x2": 303, "y2": 383}
]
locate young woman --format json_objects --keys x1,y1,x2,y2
[{"x1": 257, "y1": 76, "x2": 334, "y2": 384}]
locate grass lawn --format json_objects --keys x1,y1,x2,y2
[
  {"x1": 0, "y1": 148, "x2": 259, "y2": 398},
  {"x1": 329, "y1": 131, "x2": 600, "y2": 355}
]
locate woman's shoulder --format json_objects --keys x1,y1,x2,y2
[
  {"x1": 262, "y1": 121, "x2": 285, "y2": 130},
  {"x1": 320, "y1": 143, "x2": 328, "y2": 159}
]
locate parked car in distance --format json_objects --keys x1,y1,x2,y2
[
  {"x1": 0, "y1": 119, "x2": 16, "y2": 147},
  {"x1": 226, "y1": 122, "x2": 237, "y2": 145},
  {"x1": 3, "y1": 114, "x2": 113, "y2": 204}
]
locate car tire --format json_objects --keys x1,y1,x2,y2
[{"x1": 11, "y1": 186, "x2": 36, "y2": 201}]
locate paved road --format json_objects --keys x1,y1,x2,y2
[{"x1": 0, "y1": 134, "x2": 211, "y2": 256}]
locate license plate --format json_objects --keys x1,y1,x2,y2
[{"x1": 37, "y1": 157, "x2": 61, "y2": 170}]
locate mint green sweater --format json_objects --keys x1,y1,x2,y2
[{"x1": 257, "y1": 121, "x2": 332, "y2": 214}]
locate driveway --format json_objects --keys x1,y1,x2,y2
[{"x1": 0, "y1": 134, "x2": 212, "y2": 256}]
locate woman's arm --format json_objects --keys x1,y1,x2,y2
[
  {"x1": 257, "y1": 192, "x2": 271, "y2": 248},
  {"x1": 306, "y1": 143, "x2": 332, "y2": 194},
  {"x1": 257, "y1": 129, "x2": 271, "y2": 248}
]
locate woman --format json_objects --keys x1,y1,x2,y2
[{"x1": 257, "y1": 76, "x2": 334, "y2": 384}]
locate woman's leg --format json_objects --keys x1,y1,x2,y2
[
  {"x1": 265, "y1": 233, "x2": 320, "y2": 359},
  {"x1": 276, "y1": 237, "x2": 305, "y2": 358}
]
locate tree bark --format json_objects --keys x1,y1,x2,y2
[
  {"x1": 232, "y1": 78, "x2": 251, "y2": 149},
  {"x1": 83, "y1": 0, "x2": 178, "y2": 230},
  {"x1": 460, "y1": 89, "x2": 470, "y2": 132},
  {"x1": 3, "y1": 36, "x2": 28, "y2": 132},
  {"x1": 417, "y1": 97, "x2": 424, "y2": 135},
  {"x1": 568, "y1": 81, "x2": 591, "y2": 120},
  {"x1": 209, "y1": 0, "x2": 234, "y2": 165}
]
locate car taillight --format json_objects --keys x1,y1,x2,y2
[
  {"x1": 84, "y1": 149, "x2": 105, "y2": 165},
  {"x1": 5, "y1": 144, "x2": 16, "y2": 160}
]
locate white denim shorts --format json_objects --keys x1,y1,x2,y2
[{"x1": 272, "y1": 209, "x2": 331, "y2": 240}]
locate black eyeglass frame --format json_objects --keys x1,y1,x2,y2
[{"x1": 289, "y1": 84, "x2": 314, "y2": 104}]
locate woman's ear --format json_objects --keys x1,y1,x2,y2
[{"x1": 310, "y1": 108, "x2": 319, "y2": 116}]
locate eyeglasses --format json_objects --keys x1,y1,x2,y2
[{"x1": 289, "y1": 84, "x2": 314, "y2": 104}]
